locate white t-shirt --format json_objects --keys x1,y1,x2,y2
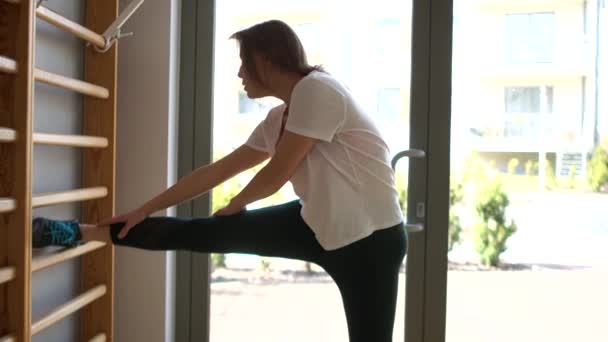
[{"x1": 245, "y1": 71, "x2": 404, "y2": 250}]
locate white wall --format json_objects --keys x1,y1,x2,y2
[{"x1": 116, "y1": 0, "x2": 180, "y2": 341}]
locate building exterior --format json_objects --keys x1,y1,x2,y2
[
  {"x1": 213, "y1": 0, "x2": 606, "y2": 178},
  {"x1": 453, "y1": 0, "x2": 606, "y2": 176},
  {"x1": 213, "y1": 0, "x2": 413, "y2": 159}
]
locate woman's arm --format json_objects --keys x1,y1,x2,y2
[
  {"x1": 220, "y1": 131, "x2": 316, "y2": 213},
  {"x1": 140, "y1": 144, "x2": 269, "y2": 215}
]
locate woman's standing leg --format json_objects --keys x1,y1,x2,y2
[
  {"x1": 321, "y1": 223, "x2": 407, "y2": 342},
  {"x1": 103, "y1": 200, "x2": 326, "y2": 263}
]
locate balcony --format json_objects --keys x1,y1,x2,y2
[{"x1": 467, "y1": 112, "x2": 586, "y2": 153}]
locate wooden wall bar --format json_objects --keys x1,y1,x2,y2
[
  {"x1": 81, "y1": 0, "x2": 118, "y2": 340},
  {"x1": 2, "y1": 1, "x2": 118, "y2": 340},
  {"x1": 0, "y1": 1, "x2": 34, "y2": 342}
]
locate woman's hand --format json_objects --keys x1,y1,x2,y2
[
  {"x1": 214, "y1": 199, "x2": 245, "y2": 216},
  {"x1": 96, "y1": 207, "x2": 149, "y2": 239}
]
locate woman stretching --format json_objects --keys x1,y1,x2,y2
[{"x1": 32, "y1": 19, "x2": 407, "y2": 342}]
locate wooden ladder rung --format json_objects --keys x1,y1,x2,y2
[
  {"x1": 0, "y1": 334, "x2": 16, "y2": 342},
  {"x1": 3, "y1": 1, "x2": 107, "y2": 49},
  {"x1": 0, "y1": 127, "x2": 17, "y2": 142},
  {"x1": 0, "y1": 197, "x2": 17, "y2": 213},
  {"x1": 0, "y1": 55, "x2": 17, "y2": 74},
  {"x1": 36, "y1": 6, "x2": 106, "y2": 49},
  {"x1": 89, "y1": 333, "x2": 106, "y2": 342},
  {"x1": 1, "y1": 128, "x2": 109, "y2": 147},
  {"x1": 31, "y1": 285, "x2": 107, "y2": 335},
  {"x1": 32, "y1": 241, "x2": 106, "y2": 272},
  {"x1": 34, "y1": 132, "x2": 108, "y2": 148},
  {"x1": 32, "y1": 187, "x2": 108, "y2": 208},
  {"x1": 0, "y1": 55, "x2": 109, "y2": 98},
  {"x1": 35, "y1": 69, "x2": 109, "y2": 99},
  {"x1": 0, "y1": 266, "x2": 16, "y2": 285}
]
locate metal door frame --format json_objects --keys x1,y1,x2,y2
[{"x1": 175, "y1": 0, "x2": 453, "y2": 340}]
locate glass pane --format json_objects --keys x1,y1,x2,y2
[
  {"x1": 448, "y1": 0, "x2": 608, "y2": 341},
  {"x1": 211, "y1": 0, "x2": 412, "y2": 340},
  {"x1": 505, "y1": 12, "x2": 555, "y2": 64},
  {"x1": 504, "y1": 87, "x2": 541, "y2": 113}
]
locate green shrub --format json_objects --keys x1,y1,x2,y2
[
  {"x1": 448, "y1": 183, "x2": 463, "y2": 251},
  {"x1": 567, "y1": 164, "x2": 577, "y2": 189},
  {"x1": 398, "y1": 187, "x2": 407, "y2": 215},
  {"x1": 212, "y1": 254, "x2": 226, "y2": 268},
  {"x1": 394, "y1": 167, "x2": 408, "y2": 215},
  {"x1": 260, "y1": 257, "x2": 271, "y2": 272},
  {"x1": 531, "y1": 161, "x2": 539, "y2": 176},
  {"x1": 507, "y1": 158, "x2": 519, "y2": 175},
  {"x1": 588, "y1": 145, "x2": 608, "y2": 192},
  {"x1": 525, "y1": 160, "x2": 534, "y2": 176},
  {"x1": 473, "y1": 180, "x2": 517, "y2": 266},
  {"x1": 544, "y1": 159, "x2": 557, "y2": 190}
]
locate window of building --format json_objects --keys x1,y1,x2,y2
[
  {"x1": 504, "y1": 12, "x2": 555, "y2": 63},
  {"x1": 505, "y1": 86, "x2": 553, "y2": 113},
  {"x1": 504, "y1": 86, "x2": 554, "y2": 137}
]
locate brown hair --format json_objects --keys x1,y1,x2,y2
[{"x1": 230, "y1": 20, "x2": 324, "y2": 83}]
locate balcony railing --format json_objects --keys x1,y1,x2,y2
[
  {"x1": 503, "y1": 112, "x2": 554, "y2": 138},
  {"x1": 465, "y1": 112, "x2": 588, "y2": 152}
]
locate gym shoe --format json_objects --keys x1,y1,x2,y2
[{"x1": 32, "y1": 217, "x2": 82, "y2": 248}]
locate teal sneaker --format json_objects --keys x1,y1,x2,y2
[{"x1": 32, "y1": 217, "x2": 82, "y2": 248}]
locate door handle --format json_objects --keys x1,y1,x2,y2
[
  {"x1": 405, "y1": 223, "x2": 424, "y2": 233},
  {"x1": 392, "y1": 149, "x2": 426, "y2": 233},
  {"x1": 391, "y1": 149, "x2": 426, "y2": 170}
]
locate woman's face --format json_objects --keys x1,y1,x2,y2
[{"x1": 238, "y1": 52, "x2": 272, "y2": 99}]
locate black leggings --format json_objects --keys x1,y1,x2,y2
[{"x1": 109, "y1": 199, "x2": 408, "y2": 342}]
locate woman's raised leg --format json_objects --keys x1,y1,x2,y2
[{"x1": 102, "y1": 200, "x2": 326, "y2": 263}]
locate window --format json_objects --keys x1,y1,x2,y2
[
  {"x1": 376, "y1": 18, "x2": 405, "y2": 79},
  {"x1": 377, "y1": 19, "x2": 402, "y2": 59},
  {"x1": 504, "y1": 86, "x2": 553, "y2": 113},
  {"x1": 294, "y1": 23, "x2": 319, "y2": 54},
  {"x1": 238, "y1": 91, "x2": 271, "y2": 114},
  {"x1": 377, "y1": 88, "x2": 401, "y2": 123},
  {"x1": 504, "y1": 86, "x2": 553, "y2": 137},
  {"x1": 504, "y1": 12, "x2": 555, "y2": 63}
]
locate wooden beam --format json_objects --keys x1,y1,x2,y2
[
  {"x1": 32, "y1": 241, "x2": 106, "y2": 272},
  {"x1": 0, "y1": 0, "x2": 34, "y2": 341},
  {"x1": 36, "y1": 6, "x2": 106, "y2": 49},
  {"x1": 0, "y1": 198, "x2": 17, "y2": 213},
  {"x1": 3, "y1": 128, "x2": 110, "y2": 148},
  {"x1": 0, "y1": 55, "x2": 17, "y2": 73},
  {"x1": 82, "y1": 0, "x2": 117, "y2": 340},
  {"x1": 2, "y1": 128, "x2": 110, "y2": 148},
  {"x1": 31, "y1": 285, "x2": 107, "y2": 335},
  {"x1": 32, "y1": 187, "x2": 108, "y2": 208},
  {"x1": 34, "y1": 132, "x2": 108, "y2": 148},
  {"x1": 34, "y1": 68, "x2": 109, "y2": 99},
  {"x1": 0, "y1": 56, "x2": 108, "y2": 98},
  {"x1": 0, "y1": 127, "x2": 17, "y2": 142},
  {"x1": 0, "y1": 267, "x2": 16, "y2": 285}
]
